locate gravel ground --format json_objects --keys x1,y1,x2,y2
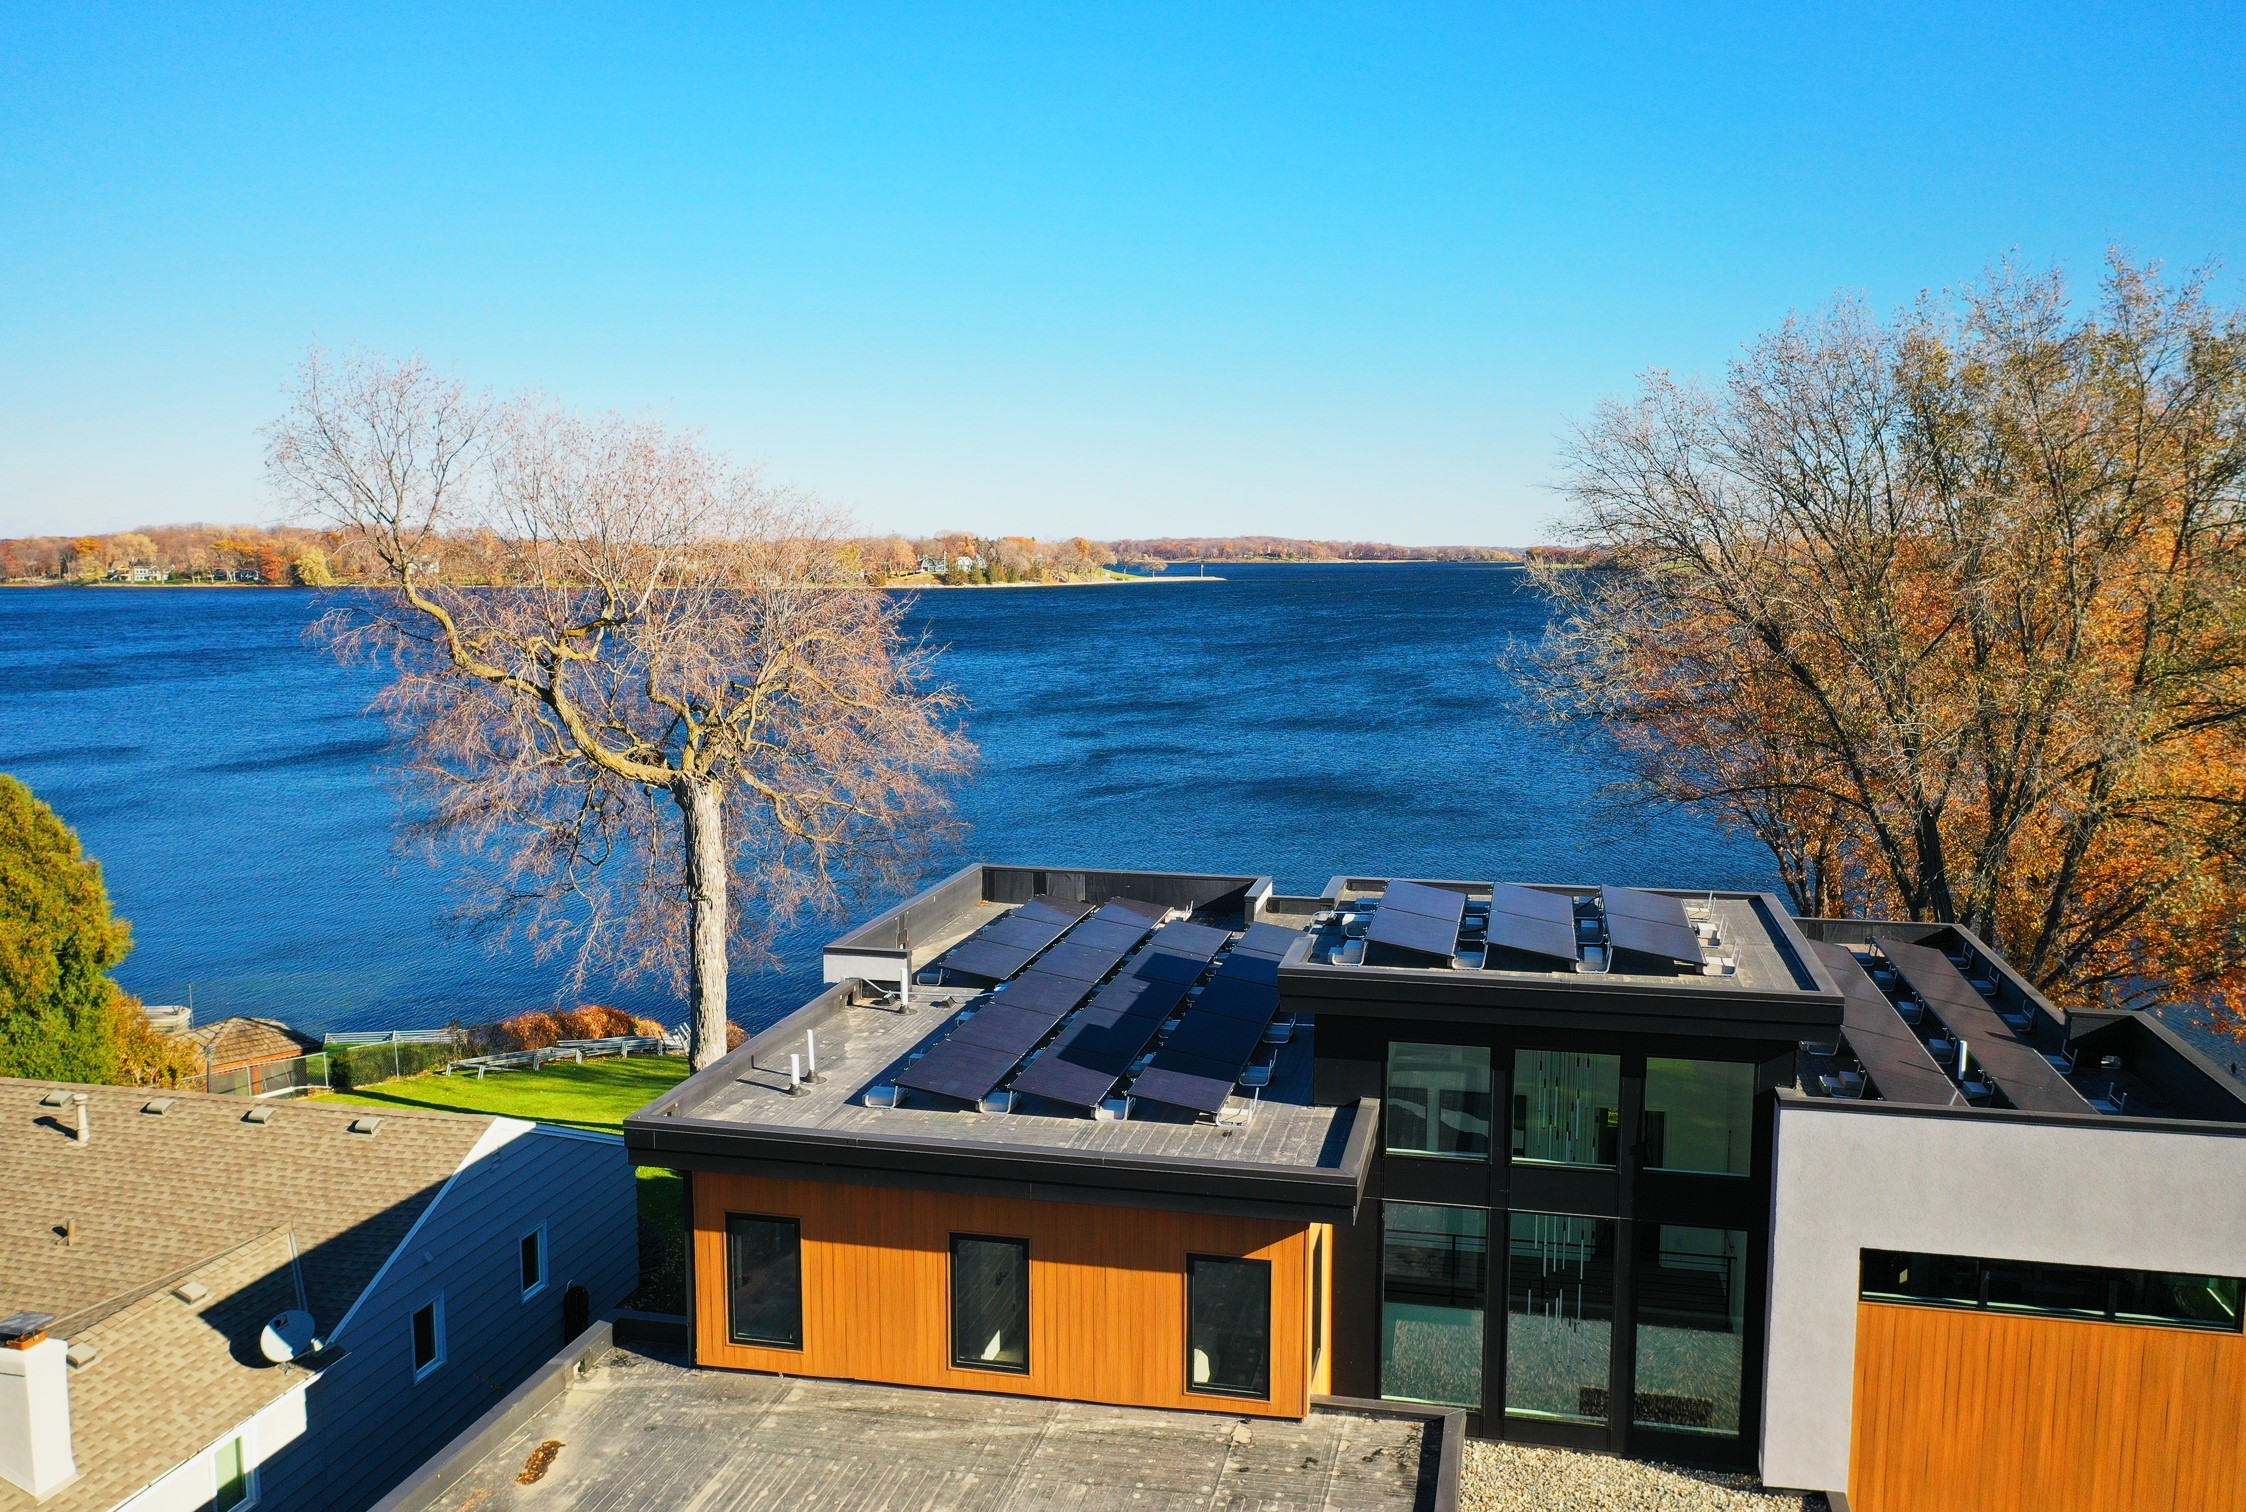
[{"x1": 1460, "y1": 1441, "x2": 1831, "y2": 1512}]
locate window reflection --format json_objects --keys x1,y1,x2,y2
[
  {"x1": 1642, "y1": 1059, "x2": 1754, "y2": 1176},
  {"x1": 1387, "y1": 1043, "x2": 1493, "y2": 1160},
  {"x1": 1511, "y1": 1051, "x2": 1620, "y2": 1167},
  {"x1": 1380, "y1": 1202, "x2": 1487, "y2": 1408},
  {"x1": 1632, "y1": 1225, "x2": 1746, "y2": 1436},
  {"x1": 1504, "y1": 1212, "x2": 1617, "y2": 1423}
]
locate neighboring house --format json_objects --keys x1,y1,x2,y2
[
  {"x1": 0, "y1": 1081, "x2": 637, "y2": 1512},
  {"x1": 624, "y1": 861, "x2": 2246, "y2": 1512}
]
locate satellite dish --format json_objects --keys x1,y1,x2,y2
[{"x1": 259, "y1": 1309, "x2": 317, "y2": 1363}]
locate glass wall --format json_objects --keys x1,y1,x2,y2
[
  {"x1": 1380, "y1": 1202, "x2": 1488, "y2": 1407},
  {"x1": 725, "y1": 1212, "x2": 803, "y2": 1348},
  {"x1": 1642, "y1": 1059, "x2": 1755, "y2": 1176},
  {"x1": 1188, "y1": 1256, "x2": 1272, "y2": 1397},
  {"x1": 950, "y1": 1235, "x2": 1030, "y2": 1371},
  {"x1": 1632, "y1": 1225, "x2": 1747, "y2": 1435},
  {"x1": 1387, "y1": 1043, "x2": 1493, "y2": 1159},
  {"x1": 1505, "y1": 1212, "x2": 1618, "y2": 1423},
  {"x1": 1511, "y1": 1051, "x2": 1621, "y2": 1167}
]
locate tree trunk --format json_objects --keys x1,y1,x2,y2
[{"x1": 673, "y1": 775, "x2": 729, "y2": 1070}]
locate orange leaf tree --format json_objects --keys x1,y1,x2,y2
[{"x1": 1526, "y1": 255, "x2": 2246, "y2": 1024}]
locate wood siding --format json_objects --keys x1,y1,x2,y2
[
  {"x1": 1850, "y1": 1301, "x2": 2246, "y2": 1512},
  {"x1": 693, "y1": 1173, "x2": 1325, "y2": 1419}
]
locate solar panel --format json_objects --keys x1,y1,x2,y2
[
  {"x1": 1161, "y1": 1011, "x2": 1267, "y2": 1068},
  {"x1": 895, "y1": 1041, "x2": 1020, "y2": 1102},
  {"x1": 1231, "y1": 922, "x2": 1301, "y2": 959},
  {"x1": 1190, "y1": 976, "x2": 1280, "y2": 1022},
  {"x1": 1366, "y1": 886, "x2": 1464, "y2": 959},
  {"x1": 987, "y1": 970, "x2": 1095, "y2": 1017},
  {"x1": 1015, "y1": 897, "x2": 1093, "y2": 927},
  {"x1": 952, "y1": 1003, "x2": 1063, "y2": 1057},
  {"x1": 936, "y1": 940, "x2": 1038, "y2": 983},
  {"x1": 1602, "y1": 889, "x2": 1704, "y2": 968},
  {"x1": 1876, "y1": 936, "x2": 2091, "y2": 1115},
  {"x1": 1489, "y1": 882, "x2": 1575, "y2": 926},
  {"x1": 1008, "y1": 1055, "x2": 1120, "y2": 1109},
  {"x1": 1094, "y1": 896, "x2": 1168, "y2": 926},
  {"x1": 1032, "y1": 940, "x2": 1129, "y2": 983},
  {"x1": 1067, "y1": 917, "x2": 1156, "y2": 954},
  {"x1": 1094, "y1": 972, "x2": 1190, "y2": 1022},
  {"x1": 982, "y1": 914, "x2": 1065, "y2": 950},
  {"x1": 1130, "y1": 922, "x2": 1230, "y2": 983},
  {"x1": 1130, "y1": 1056, "x2": 1239, "y2": 1114},
  {"x1": 1216, "y1": 951, "x2": 1281, "y2": 987}
]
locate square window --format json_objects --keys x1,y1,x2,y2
[
  {"x1": 411, "y1": 1298, "x2": 444, "y2": 1379},
  {"x1": 1511, "y1": 1051, "x2": 1620, "y2": 1167},
  {"x1": 950, "y1": 1235, "x2": 1030, "y2": 1372},
  {"x1": 1386, "y1": 1043, "x2": 1492, "y2": 1160},
  {"x1": 725, "y1": 1213, "x2": 803, "y2": 1348},
  {"x1": 1642, "y1": 1059, "x2": 1755, "y2": 1176},
  {"x1": 519, "y1": 1228, "x2": 546, "y2": 1298},
  {"x1": 1187, "y1": 1255, "x2": 1270, "y2": 1399}
]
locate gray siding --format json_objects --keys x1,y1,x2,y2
[{"x1": 258, "y1": 1124, "x2": 638, "y2": 1511}]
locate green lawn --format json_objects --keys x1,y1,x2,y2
[{"x1": 311, "y1": 1055, "x2": 693, "y2": 1313}]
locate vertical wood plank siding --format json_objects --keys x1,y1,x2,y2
[
  {"x1": 1849, "y1": 1301, "x2": 2246, "y2": 1512},
  {"x1": 692, "y1": 1173, "x2": 1327, "y2": 1419}
]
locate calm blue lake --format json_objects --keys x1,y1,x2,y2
[{"x1": 1, "y1": 564, "x2": 1784, "y2": 1036}]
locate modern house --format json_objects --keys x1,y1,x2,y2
[
  {"x1": 0, "y1": 1081, "x2": 637, "y2": 1512},
  {"x1": 623, "y1": 863, "x2": 2246, "y2": 1512}
]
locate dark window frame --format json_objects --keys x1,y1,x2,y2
[
  {"x1": 1186, "y1": 1253, "x2": 1273, "y2": 1401},
  {"x1": 519, "y1": 1226, "x2": 546, "y2": 1298},
  {"x1": 1860, "y1": 1248, "x2": 2244, "y2": 1333},
  {"x1": 410, "y1": 1296, "x2": 444, "y2": 1379},
  {"x1": 1311, "y1": 1230, "x2": 1326, "y2": 1371},
  {"x1": 725, "y1": 1211, "x2": 805, "y2": 1350},
  {"x1": 949, "y1": 1232, "x2": 1032, "y2": 1374}
]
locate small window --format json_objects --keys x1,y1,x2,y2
[
  {"x1": 1862, "y1": 1249, "x2": 2244, "y2": 1332},
  {"x1": 214, "y1": 1434, "x2": 253, "y2": 1510},
  {"x1": 726, "y1": 1213, "x2": 803, "y2": 1348},
  {"x1": 950, "y1": 1235, "x2": 1030, "y2": 1373},
  {"x1": 410, "y1": 1298, "x2": 444, "y2": 1379},
  {"x1": 519, "y1": 1227, "x2": 547, "y2": 1298},
  {"x1": 1187, "y1": 1255, "x2": 1271, "y2": 1399}
]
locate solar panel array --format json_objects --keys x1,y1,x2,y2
[
  {"x1": 897, "y1": 897, "x2": 1163, "y2": 1103},
  {"x1": 1128, "y1": 920, "x2": 1296, "y2": 1114},
  {"x1": 1874, "y1": 935, "x2": 2091, "y2": 1115},
  {"x1": 933, "y1": 896, "x2": 1094, "y2": 983},
  {"x1": 1480, "y1": 882, "x2": 1579, "y2": 967},
  {"x1": 1364, "y1": 880, "x2": 1468, "y2": 961},
  {"x1": 1601, "y1": 888, "x2": 1705, "y2": 970},
  {"x1": 1008, "y1": 919, "x2": 1231, "y2": 1108}
]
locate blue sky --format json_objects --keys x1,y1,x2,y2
[{"x1": 2, "y1": 4, "x2": 2240, "y2": 545}]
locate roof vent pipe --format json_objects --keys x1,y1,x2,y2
[
  {"x1": 0, "y1": 1314, "x2": 76, "y2": 1498},
  {"x1": 787, "y1": 1054, "x2": 804, "y2": 1096},
  {"x1": 70, "y1": 1093, "x2": 88, "y2": 1147}
]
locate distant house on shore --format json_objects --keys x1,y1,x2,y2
[
  {"x1": 181, "y1": 1017, "x2": 320, "y2": 1077},
  {"x1": 0, "y1": 1080, "x2": 638, "y2": 1512}
]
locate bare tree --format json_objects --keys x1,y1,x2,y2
[
  {"x1": 1524, "y1": 255, "x2": 2246, "y2": 1018},
  {"x1": 267, "y1": 351, "x2": 973, "y2": 1067}
]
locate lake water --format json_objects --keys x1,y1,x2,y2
[{"x1": 0, "y1": 564, "x2": 1788, "y2": 1035}]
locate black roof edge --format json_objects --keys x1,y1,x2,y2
[{"x1": 622, "y1": 1100, "x2": 1376, "y2": 1221}]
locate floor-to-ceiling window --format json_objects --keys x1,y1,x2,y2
[
  {"x1": 1630, "y1": 1225, "x2": 1747, "y2": 1435},
  {"x1": 1503, "y1": 1212, "x2": 1619, "y2": 1425},
  {"x1": 1380, "y1": 1201, "x2": 1487, "y2": 1407}
]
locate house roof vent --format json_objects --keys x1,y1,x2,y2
[
  {"x1": 173, "y1": 1282, "x2": 210, "y2": 1306},
  {"x1": 241, "y1": 1105, "x2": 276, "y2": 1125},
  {"x1": 347, "y1": 1116, "x2": 382, "y2": 1137},
  {"x1": 142, "y1": 1098, "x2": 177, "y2": 1116}
]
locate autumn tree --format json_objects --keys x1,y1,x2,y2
[
  {"x1": 0, "y1": 774, "x2": 195, "y2": 1085},
  {"x1": 1526, "y1": 255, "x2": 2246, "y2": 1022},
  {"x1": 267, "y1": 351, "x2": 974, "y2": 1067}
]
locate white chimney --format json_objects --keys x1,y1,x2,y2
[{"x1": 0, "y1": 1321, "x2": 78, "y2": 1500}]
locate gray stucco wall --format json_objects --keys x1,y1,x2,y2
[
  {"x1": 1760, "y1": 1097, "x2": 2246, "y2": 1495},
  {"x1": 257, "y1": 1121, "x2": 639, "y2": 1511}
]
